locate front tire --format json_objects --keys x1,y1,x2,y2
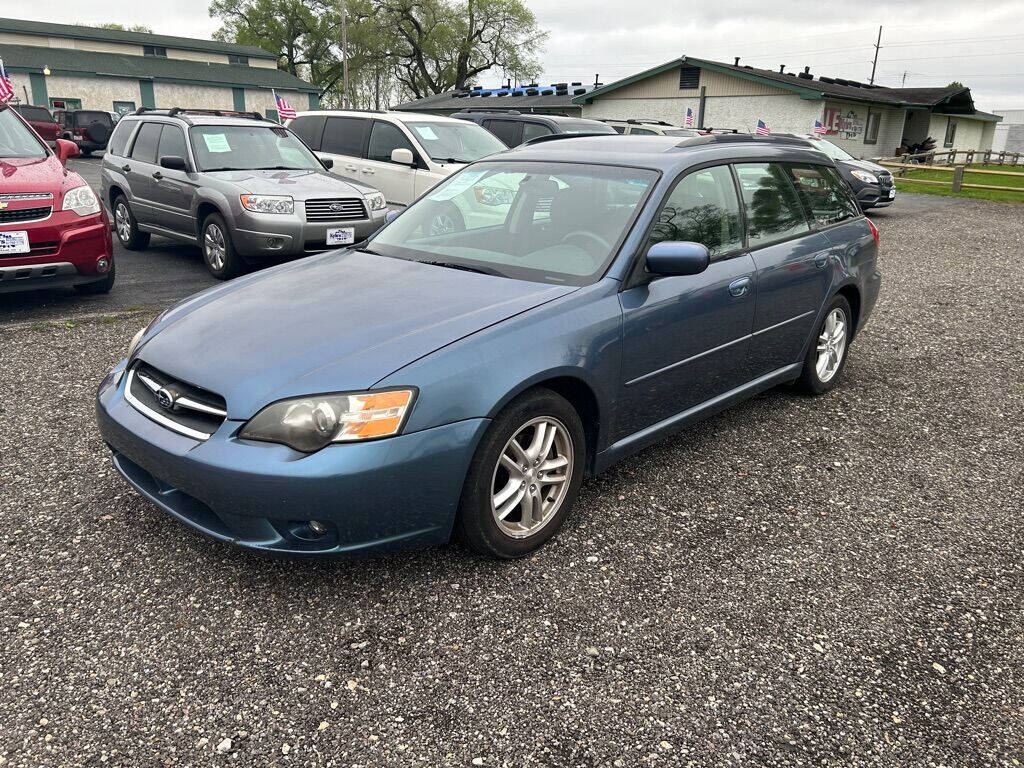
[
  {"x1": 113, "y1": 195, "x2": 150, "y2": 250},
  {"x1": 456, "y1": 388, "x2": 585, "y2": 559},
  {"x1": 74, "y1": 264, "x2": 115, "y2": 294},
  {"x1": 200, "y1": 213, "x2": 243, "y2": 280},
  {"x1": 796, "y1": 295, "x2": 852, "y2": 395}
]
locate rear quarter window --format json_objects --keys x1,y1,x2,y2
[
  {"x1": 107, "y1": 120, "x2": 135, "y2": 157},
  {"x1": 289, "y1": 114, "x2": 327, "y2": 150}
]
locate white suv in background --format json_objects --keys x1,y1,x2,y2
[
  {"x1": 600, "y1": 119, "x2": 702, "y2": 137},
  {"x1": 286, "y1": 110, "x2": 507, "y2": 209}
]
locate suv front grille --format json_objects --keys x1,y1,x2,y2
[
  {"x1": 305, "y1": 198, "x2": 367, "y2": 222},
  {"x1": 125, "y1": 362, "x2": 227, "y2": 441},
  {"x1": 0, "y1": 206, "x2": 52, "y2": 225}
]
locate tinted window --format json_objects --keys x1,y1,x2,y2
[
  {"x1": 735, "y1": 163, "x2": 810, "y2": 248},
  {"x1": 649, "y1": 165, "x2": 743, "y2": 259},
  {"x1": 786, "y1": 164, "x2": 860, "y2": 227},
  {"x1": 157, "y1": 125, "x2": 188, "y2": 162},
  {"x1": 610, "y1": 124, "x2": 626, "y2": 134},
  {"x1": 521, "y1": 122, "x2": 553, "y2": 142},
  {"x1": 482, "y1": 119, "x2": 520, "y2": 147},
  {"x1": 289, "y1": 114, "x2": 327, "y2": 150},
  {"x1": 130, "y1": 122, "x2": 162, "y2": 164},
  {"x1": 74, "y1": 111, "x2": 113, "y2": 128},
  {"x1": 367, "y1": 121, "x2": 415, "y2": 163},
  {"x1": 15, "y1": 106, "x2": 52, "y2": 122},
  {"x1": 107, "y1": 119, "x2": 134, "y2": 157},
  {"x1": 322, "y1": 116, "x2": 369, "y2": 157},
  {"x1": 629, "y1": 127, "x2": 656, "y2": 135}
]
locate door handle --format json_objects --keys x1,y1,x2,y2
[
  {"x1": 361, "y1": 169, "x2": 374, "y2": 175},
  {"x1": 814, "y1": 251, "x2": 830, "y2": 269},
  {"x1": 152, "y1": 171, "x2": 163, "y2": 180},
  {"x1": 345, "y1": 165, "x2": 358, "y2": 172},
  {"x1": 121, "y1": 164, "x2": 131, "y2": 172},
  {"x1": 728, "y1": 277, "x2": 752, "y2": 297}
]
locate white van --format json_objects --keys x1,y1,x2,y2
[{"x1": 287, "y1": 110, "x2": 507, "y2": 210}]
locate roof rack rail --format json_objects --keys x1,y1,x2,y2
[
  {"x1": 626, "y1": 118, "x2": 673, "y2": 125},
  {"x1": 521, "y1": 132, "x2": 612, "y2": 146},
  {"x1": 130, "y1": 107, "x2": 266, "y2": 125},
  {"x1": 454, "y1": 108, "x2": 522, "y2": 115},
  {"x1": 680, "y1": 134, "x2": 813, "y2": 148}
]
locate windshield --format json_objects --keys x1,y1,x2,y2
[
  {"x1": 189, "y1": 124, "x2": 323, "y2": 171},
  {"x1": 367, "y1": 161, "x2": 658, "y2": 286},
  {"x1": 405, "y1": 121, "x2": 506, "y2": 163},
  {"x1": 560, "y1": 120, "x2": 617, "y2": 135},
  {"x1": 0, "y1": 107, "x2": 47, "y2": 158},
  {"x1": 809, "y1": 137, "x2": 854, "y2": 161}
]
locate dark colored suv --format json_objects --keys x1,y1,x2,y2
[
  {"x1": 452, "y1": 110, "x2": 616, "y2": 147},
  {"x1": 54, "y1": 109, "x2": 114, "y2": 156},
  {"x1": 778, "y1": 134, "x2": 895, "y2": 210}
]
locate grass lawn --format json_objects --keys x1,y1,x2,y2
[{"x1": 889, "y1": 162, "x2": 1024, "y2": 203}]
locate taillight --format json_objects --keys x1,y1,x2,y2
[{"x1": 866, "y1": 217, "x2": 880, "y2": 250}]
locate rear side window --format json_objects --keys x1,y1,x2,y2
[
  {"x1": 17, "y1": 106, "x2": 52, "y2": 122},
  {"x1": 130, "y1": 122, "x2": 162, "y2": 164},
  {"x1": 107, "y1": 120, "x2": 134, "y2": 157},
  {"x1": 648, "y1": 165, "x2": 743, "y2": 259},
  {"x1": 734, "y1": 163, "x2": 810, "y2": 249},
  {"x1": 786, "y1": 164, "x2": 860, "y2": 227},
  {"x1": 482, "y1": 119, "x2": 520, "y2": 147},
  {"x1": 157, "y1": 125, "x2": 189, "y2": 162},
  {"x1": 74, "y1": 111, "x2": 113, "y2": 128},
  {"x1": 322, "y1": 116, "x2": 369, "y2": 157},
  {"x1": 629, "y1": 127, "x2": 656, "y2": 135},
  {"x1": 289, "y1": 114, "x2": 327, "y2": 150},
  {"x1": 521, "y1": 122, "x2": 553, "y2": 142},
  {"x1": 367, "y1": 121, "x2": 415, "y2": 163}
]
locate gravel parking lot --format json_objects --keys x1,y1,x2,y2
[{"x1": 1, "y1": 197, "x2": 1022, "y2": 766}]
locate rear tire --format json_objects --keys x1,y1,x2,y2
[
  {"x1": 113, "y1": 195, "x2": 150, "y2": 250},
  {"x1": 200, "y1": 213, "x2": 243, "y2": 280},
  {"x1": 796, "y1": 294, "x2": 852, "y2": 395},
  {"x1": 74, "y1": 264, "x2": 115, "y2": 295},
  {"x1": 455, "y1": 388, "x2": 585, "y2": 559}
]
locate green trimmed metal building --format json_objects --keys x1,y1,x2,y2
[{"x1": 0, "y1": 17, "x2": 318, "y2": 120}]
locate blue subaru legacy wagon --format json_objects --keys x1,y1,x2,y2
[{"x1": 97, "y1": 134, "x2": 881, "y2": 559}]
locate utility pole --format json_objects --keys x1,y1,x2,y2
[
  {"x1": 869, "y1": 25, "x2": 882, "y2": 85},
  {"x1": 340, "y1": 0, "x2": 349, "y2": 108},
  {"x1": 901, "y1": 71, "x2": 908, "y2": 87}
]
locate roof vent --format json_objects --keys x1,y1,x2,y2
[
  {"x1": 803, "y1": 66, "x2": 811, "y2": 74},
  {"x1": 541, "y1": 89, "x2": 554, "y2": 95},
  {"x1": 526, "y1": 88, "x2": 539, "y2": 96},
  {"x1": 779, "y1": 64, "x2": 785, "y2": 73},
  {"x1": 573, "y1": 87, "x2": 586, "y2": 95},
  {"x1": 818, "y1": 76, "x2": 836, "y2": 84},
  {"x1": 798, "y1": 71, "x2": 813, "y2": 80},
  {"x1": 571, "y1": 81, "x2": 582, "y2": 86},
  {"x1": 734, "y1": 57, "x2": 740, "y2": 66}
]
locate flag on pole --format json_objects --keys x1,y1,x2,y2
[
  {"x1": 755, "y1": 118, "x2": 770, "y2": 136},
  {"x1": 273, "y1": 89, "x2": 296, "y2": 120},
  {"x1": 0, "y1": 58, "x2": 15, "y2": 104},
  {"x1": 813, "y1": 119, "x2": 828, "y2": 135},
  {"x1": 684, "y1": 107, "x2": 694, "y2": 128}
]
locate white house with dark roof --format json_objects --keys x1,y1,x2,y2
[
  {"x1": 0, "y1": 17, "x2": 319, "y2": 120},
  {"x1": 572, "y1": 56, "x2": 1002, "y2": 159}
]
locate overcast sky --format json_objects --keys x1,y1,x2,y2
[{"x1": 5, "y1": 0, "x2": 1023, "y2": 109}]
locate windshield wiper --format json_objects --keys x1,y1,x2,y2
[
  {"x1": 417, "y1": 260, "x2": 503, "y2": 277},
  {"x1": 251, "y1": 166, "x2": 306, "y2": 171},
  {"x1": 202, "y1": 167, "x2": 242, "y2": 172},
  {"x1": 432, "y1": 157, "x2": 472, "y2": 164}
]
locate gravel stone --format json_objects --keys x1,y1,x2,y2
[{"x1": 1, "y1": 196, "x2": 1022, "y2": 766}]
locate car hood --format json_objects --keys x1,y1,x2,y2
[
  {"x1": 840, "y1": 158, "x2": 887, "y2": 174},
  {"x1": 204, "y1": 168, "x2": 376, "y2": 198},
  {"x1": 137, "y1": 250, "x2": 575, "y2": 418},
  {"x1": 0, "y1": 155, "x2": 73, "y2": 195}
]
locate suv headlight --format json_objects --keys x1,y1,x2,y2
[
  {"x1": 127, "y1": 326, "x2": 146, "y2": 359},
  {"x1": 240, "y1": 389, "x2": 416, "y2": 453},
  {"x1": 62, "y1": 184, "x2": 101, "y2": 216},
  {"x1": 850, "y1": 170, "x2": 879, "y2": 185},
  {"x1": 240, "y1": 194, "x2": 294, "y2": 214},
  {"x1": 365, "y1": 192, "x2": 386, "y2": 211}
]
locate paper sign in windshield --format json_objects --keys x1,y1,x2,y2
[
  {"x1": 202, "y1": 133, "x2": 232, "y2": 153},
  {"x1": 414, "y1": 125, "x2": 439, "y2": 141}
]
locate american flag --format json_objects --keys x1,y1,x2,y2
[
  {"x1": 684, "y1": 107, "x2": 694, "y2": 127},
  {"x1": 273, "y1": 90, "x2": 296, "y2": 120},
  {"x1": 755, "y1": 119, "x2": 770, "y2": 136},
  {"x1": 0, "y1": 58, "x2": 15, "y2": 104},
  {"x1": 813, "y1": 119, "x2": 828, "y2": 135}
]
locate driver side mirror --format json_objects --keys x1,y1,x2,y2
[
  {"x1": 645, "y1": 241, "x2": 710, "y2": 276},
  {"x1": 55, "y1": 138, "x2": 79, "y2": 166},
  {"x1": 385, "y1": 209, "x2": 401, "y2": 224},
  {"x1": 316, "y1": 153, "x2": 334, "y2": 170},
  {"x1": 159, "y1": 155, "x2": 188, "y2": 171},
  {"x1": 390, "y1": 148, "x2": 415, "y2": 166}
]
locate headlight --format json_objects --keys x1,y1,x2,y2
[
  {"x1": 850, "y1": 170, "x2": 878, "y2": 185},
  {"x1": 127, "y1": 326, "x2": 145, "y2": 359},
  {"x1": 474, "y1": 186, "x2": 515, "y2": 206},
  {"x1": 240, "y1": 389, "x2": 416, "y2": 453},
  {"x1": 62, "y1": 184, "x2": 101, "y2": 216},
  {"x1": 365, "y1": 192, "x2": 387, "y2": 211},
  {"x1": 240, "y1": 194, "x2": 294, "y2": 214}
]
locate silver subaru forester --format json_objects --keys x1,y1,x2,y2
[{"x1": 100, "y1": 108, "x2": 387, "y2": 279}]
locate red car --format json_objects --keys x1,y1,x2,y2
[
  {"x1": 12, "y1": 104, "x2": 60, "y2": 147},
  {"x1": 0, "y1": 104, "x2": 114, "y2": 295}
]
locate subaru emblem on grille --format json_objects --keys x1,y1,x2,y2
[
  {"x1": 155, "y1": 387, "x2": 177, "y2": 411},
  {"x1": 329, "y1": 202, "x2": 343, "y2": 212}
]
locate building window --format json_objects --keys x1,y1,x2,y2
[
  {"x1": 143, "y1": 45, "x2": 167, "y2": 57},
  {"x1": 678, "y1": 66, "x2": 700, "y2": 90},
  {"x1": 864, "y1": 110, "x2": 880, "y2": 144},
  {"x1": 944, "y1": 118, "x2": 958, "y2": 147},
  {"x1": 228, "y1": 55, "x2": 250, "y2": 66}
]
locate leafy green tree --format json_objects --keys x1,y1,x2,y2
[{"x1": 93, "y1": 23, "x2": 155, "y2": 33}]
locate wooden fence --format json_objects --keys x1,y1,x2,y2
[
  {"x1": 878, "y1": 160, "x2": 1024, "y2": 196},
  {"x1": 883, "y1": 149, "x2": 1023, "y2": 166}
]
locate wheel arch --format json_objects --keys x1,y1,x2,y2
[{"x1": 835, "y1": 283, "x2": 862, "y2": 339}]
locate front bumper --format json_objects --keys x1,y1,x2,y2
[
  {"x1": 855, "y1": 179, "x2": 896, "y2": 209},
  {"x1": 231, "y1": 209, "x2": 386, "y2": 259},
  {"x1": 96, "y1": 361, "x2": 489, "y2": 557},
  {"x1": 0, "y1": 213, "x2": 113, "y2": 293}
]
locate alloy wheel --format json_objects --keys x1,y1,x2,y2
[
  {"x1": 204, "y1": 223, "x2": 226, "y2": 271},
  {"x1": 115, "y1": 202, "x2": 131, "y2": 243},
  {"x1": 490, "y1": 416, "x2": 573, "y2": 539},
  {"x1": 816, "y1": 308, "x2": 848, "y2": 383}
]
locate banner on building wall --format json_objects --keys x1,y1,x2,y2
[{"x1": 822, "y1": 107, "x2": 864, "y2": 139}]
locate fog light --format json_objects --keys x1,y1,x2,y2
[
  {"x1": 265, "y1": 237, "x2": 283, "y2": 249},
  {"x1": 96, "y1": 257, "x2": 110, "y2": 273},
  {"x1": 308, "y1": 520, "x2": 328, "y2": 536}
]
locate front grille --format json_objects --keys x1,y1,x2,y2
[
  {"x1": 0, "y1": 192, "x2": 53, "y2": 202},
  {"x1": 125, "y1": 362, "x2": 227, "y2": 441},
  {"x1": 877, "y1": 170, "x2": 894, "y2": 189},
  {"x1": 304, "y1": 198, "x2": 367, "y2": 222},
  {"x1": 0, "y1": 206, "x2": 52, "y2": 225}
]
